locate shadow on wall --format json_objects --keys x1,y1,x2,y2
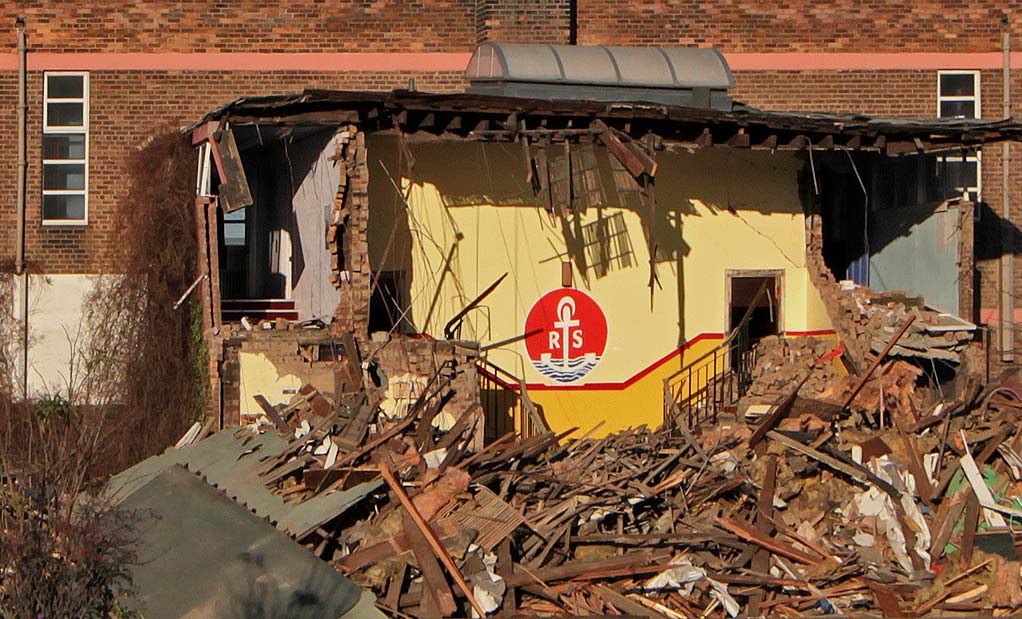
[
  {"x1": 368, "y1": 134, "x2": 805, "y2": 348},
  {"x1": 975, "y1": 201, "x2": 1022, "y2": 261}
]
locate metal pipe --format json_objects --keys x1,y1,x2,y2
[
  {"x1": 1001, "y1": 26, "x2": 1014, "y2": 362},
  {"x1": 15, "y1": 18, "x2": 28, "y2": 397},
  {"x1": 15, "y1": 18, "x2": 25, "y2": 277}
]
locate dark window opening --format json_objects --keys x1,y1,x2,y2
[{"x1": 369, "y1": 271, "x2": 413, "y2": 334}]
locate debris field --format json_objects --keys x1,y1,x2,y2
[{"x1": 169, "y1": 287, "x2": 1022, "y2": 619}]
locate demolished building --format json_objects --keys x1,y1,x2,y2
[
  {"x1": 186, "y1": 44, "x2": 1022, "y2": 440},
  {"x1": 112, "y1": 44, "x2": 1022, "y2": 618}
]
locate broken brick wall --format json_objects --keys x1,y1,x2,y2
[
  {"x1": 218, "y1": 332, "x2": 482, "y2": 437},
  {"x1": 368, "y1": 335, "x2": 483, "y2": 432},
  {"x1": 221, "y1": 341, "x2": 241, "y2": 428},
  {"x1": 330, "y1": 127, "x2": 372, "y2": 337}
]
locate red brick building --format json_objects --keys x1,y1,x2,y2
[{"x1": 2, "y1": 1, "x2": 1020, "y2": 394}]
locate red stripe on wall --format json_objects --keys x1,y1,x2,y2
[
  {"x1": 480, "y1": 329, "x2": 835, "y2": 392},
  {"x1": 523, "y1": 332, "x2": 726, "y2": 392},
  {"x1": 784, "y1": 329, "x2": 838, "y2": 337},
  {"x1": 0, "y1": 51, "x2": 1017, "y2": 72}
]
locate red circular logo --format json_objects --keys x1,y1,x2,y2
[{"x1": 524, "y1": 288, "x2": 608, "y2": 383}]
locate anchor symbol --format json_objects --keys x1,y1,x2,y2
[{"x1": 551, "y1": 296, "x2": 580, "y2": 368}]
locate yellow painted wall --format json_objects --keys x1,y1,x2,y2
[{"x1": 367, "y1": 136, "x2": 834, "y2": 435}]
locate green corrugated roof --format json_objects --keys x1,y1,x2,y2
[
  {"x1": 106, "y1": 428, "x2": 381, "y2": 539},
  {"x1": 119, "y1": 465, "x2": 385, "y2": 619}
]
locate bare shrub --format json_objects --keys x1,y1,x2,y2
[
  {"x1": 80, "y1": 129, "x2": 203, "y2": 473},
  {"x1": 1, "y1": 130, "x2": 200, "y2": 615},
  {"x1": 0, "y1": 399, "x2": 138, "y2": 619}
]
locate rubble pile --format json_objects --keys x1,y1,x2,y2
[
  {"x1": 744, "y1": 336, "x2": 841, "y2": 403},
  {"x1": 836, "y1": 286, "x2": 975, "y2": 364},
  {"x1": 181, "y1": 330, "x2": 1022, "y2": 619}
]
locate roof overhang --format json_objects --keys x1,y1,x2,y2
[{"x1": 189, "y1": 89, "x2": 1022, "y2": 155}]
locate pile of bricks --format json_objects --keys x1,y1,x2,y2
[
  {"x1": 835, "y1": 286, "x2": 974, "y2": 365},
  {"x1": 743, "y1": 335, "x2": 841, "y2": 405}
]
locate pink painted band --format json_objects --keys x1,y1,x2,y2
[
  {"x1": 0, "y1": 52, "x2": 474, "y2": 72},
  {"x1": 727, "y1": 52, "x2": 1021, "y2": 71},
  {"x1": 0, "y1": 51, "x2": 1018, "y2": 72}
]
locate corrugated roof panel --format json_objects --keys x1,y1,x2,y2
[
  {"x1": 660, "y1": 48, "x2": 736, "y2": 89},
  {"x1": 607, "y1": 46, "x2": 675, "y2": 87},
  {"x1": 466, "y1": 43, "x2": 734, "y2": 90},
  {"x1": 119, "y1": 466, "x2": 384, "y2": 619},
  {"x1": 465, "y1": 43, "x2": 735, "y2": 109},
  {"x1": 494, "y1": 44, "x2": 562, "y2": 82}
]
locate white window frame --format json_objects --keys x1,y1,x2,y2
[
  {"x1": 42, "y1": 71, "x2": 89, "y2": 226},
  {"x1": 937, "y1": 70, "x2": 981, "y2": 201}
]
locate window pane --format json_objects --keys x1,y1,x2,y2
[
  {"x1": 937, "y1": 159, "x2": 979, "y2": 188},
  {"x1": 43, "y1": 134, "x2": 86, "y2": 160},
  {"x1": 224, "y1": 222, "x2": 246, "y2": 246},
  {"x1": 939, "y1": 73, "x2": 975, "y2": 97},
  {"x1": 940, "y1": 100, "x2": 976, "y2": 118},
  {"x1": 42, "y1": 194, "x2": 85, "y2": 221},
  {"x1": 47, "y1": 75, "x2": 84, "y2": 99},
  {"x1": 43, "y1": 163, "x2": 86, "y2": 190},
  {"x1": 223, "y1": 207, "x2": 246, "y2": 222},
  {"x1": 47, "y1": 102, "x2": 84, "y2": 127}
]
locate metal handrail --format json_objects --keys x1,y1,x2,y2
[
  {"x1": 476, "y1": 357, "x2": 546, "y2": 441},
  {"x1": 663, "y1": 282, "x2": 769, "y2": 432},
  {"x1": 663, "y1": 282, "x2": 769, "y2": 384}
]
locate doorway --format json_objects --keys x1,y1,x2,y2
[{"x1": 726, "y1": 270, "x2": 781, "y2": 341}]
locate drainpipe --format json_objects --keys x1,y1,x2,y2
[
  {"x1": 1001, "y1": 24, "x2": 1014, "y2": 362},
  {"x1": 15, "y1": 18, "x2": 28, "y2": 397}
]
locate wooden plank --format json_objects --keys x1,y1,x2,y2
[
  {"x1": 592, "y1": 584, "x2": 668, "y2": 618},
  {"x1": 337, "y1": 520, "x2": 463, "y2": 572},
  {"x1": 404, "y1": 512, "x2": 457, "y2": 617},
  {"x1": 842, "y1": 315, "x2": 916, "y2": 409},
  {"x1": 867, "y1": 580, "x2": 907, "y2": 618},
  {"x1": 592, "y1": 119, "x2": 657, "y2": 178},
  {"x1": 749, "y1": 372, "x2": 813, "y2": 448},
  {"x1": 253, "y1": 394, "x2": 290, "y2": 434},
  {"x1": 894, "y1": 418, "x2": 934, "y2": 503},
  {"x1": 748, "y1": 456, "x2": 778, "y2": 616},
  {"x1": 929, "y1": 499, "x2": 966, "y2": 558},
  {"x1": 504, "y1": 551, "x2": 665, "y2": 588},
  {"x1": 715, "y1": 516, "x2": 820, "y2": 565},
  {"x1": 960, "y1": 492, "x2": 981, "y2": 566},
  {"x1": 384, "y1": 562, "x2": 406, "y2": 613},
  {"x1": 766, "y1": 430, "x2": 900, "y2": 496},
  {"x1": 497, "y1": 538, "x2": 517, "y2": 618},
  {"x1": 379, "y1": 462, "x2": 488, "y2": 617}
]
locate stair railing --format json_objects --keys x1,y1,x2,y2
[{"x1": 663, "y1": 282, "x2": 768, "y2": 434}]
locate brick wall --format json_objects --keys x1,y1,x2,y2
[
  {"x1": 0, "y1": 1, "x2": 477, "y2": 53},
  {"x1": 0, "y1": 69, "x2": 466, "y2": 274},
  {"x1": 368, "y1": 334, "x2": 482, "y2": 435},
  {"x1": 576, "y1": 0, "x2": 1017, "y2": 52},
  {"x1": 8, "y1": 1, "x2": 1017, "y2": 54},
  {"x1": 475, "y1": 0, "x2": 572, "y2": 45},
  {"x1": 733, "y1": 71, "x2": 936, "y2": 115}
]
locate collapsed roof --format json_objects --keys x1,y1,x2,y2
[{"x1": 191, "y1": 89, "x2": 1022, "y2": 155}]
